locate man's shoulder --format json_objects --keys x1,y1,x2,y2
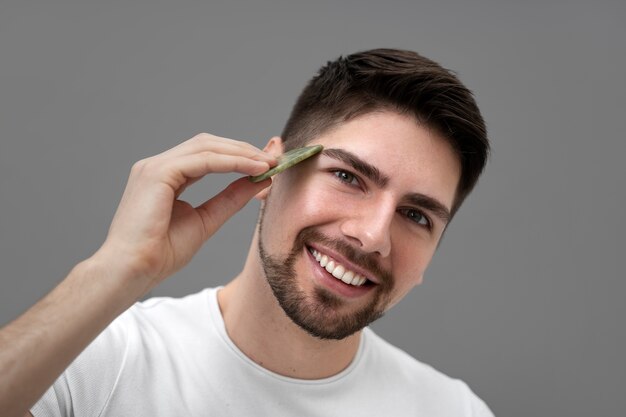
[
  {"x1": 83, "y1": 287, "x2": 218, "y2": 359},
  {"x1": 126, "y1": 287, "x2": 215, "y2": 322},
  {"x1": 362, "y1": 327, "x2": 452, "y2": 383},
  {"x1": 111, "y1": 287, "x2": 218, "y2": 342},
  {"x1": 65, "y1": 287, "x2": 219, "y2": 384},
  {"x1": 361, "y1": 328, "x2": 494, "y2": 416}
]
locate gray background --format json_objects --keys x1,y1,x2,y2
[{"x1": 1, "y1": 1, "x2": 624, "y2": 416}]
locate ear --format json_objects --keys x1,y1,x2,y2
[
  {"x1": 263, "y1": 136, "x2": 284, "y2": 156},
  {"x1": 254, "y1": 136, "x2": 284, "y2": 201}
]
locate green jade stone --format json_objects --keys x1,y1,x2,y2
[{"x1": 249, "y1": 145, "x2": 324, "y2": 183}]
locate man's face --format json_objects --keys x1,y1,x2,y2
[{"x1": 258, "y1": 111, "x2": 460, "y2": 340}]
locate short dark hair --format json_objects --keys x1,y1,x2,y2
[{"x1": 281, "y1": 48, "x2": 489, "y2": 216}]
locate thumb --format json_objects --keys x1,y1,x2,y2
[{"x1": 195, "y1": 176, "x2": 271, "y2": 240}]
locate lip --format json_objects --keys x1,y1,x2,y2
[{"x1": 304, "y1": 246, "x2": 378, "y2": 299}]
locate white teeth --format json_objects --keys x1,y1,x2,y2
[
  {"x1": 309, "y1": 248, "x2": 369, "y2": 287},
  {"x1": 354, "y1": 275, "x2": 366, "y2": 286},
  {"x1": 332, "y1": 265, "x2": 345, "y2": 279},
  {"x1": 349, "y1": 274, "x2": 360, "y2": 285},
  {"x1": 343, "y1": 270, "x2": 354, "y2": 282}
]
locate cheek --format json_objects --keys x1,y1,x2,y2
[
  {"x1": 388, "y1": 228, "x2": 436, "y2": 292},
  {"x1": 263, "y1": 179, "x2": 345, "y2": 247},
  {"x1": 386, "y1": 265, "x2": 426, "y2": 310},
  {"x1": 285, "y1": 181, "x2": 350, "y2": 226}
]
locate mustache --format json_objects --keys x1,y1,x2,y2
[{"x1": 293, "y1": 227, "x2": 393, "y2": 290}]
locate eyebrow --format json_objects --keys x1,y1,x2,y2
[
  {"x1": 322, "y1": 147, "x2": 452, "y2": 224},
  {"x1": 404, "y1": 193, "x2": 451, "y2": 224},
  {"x1": 322, "y1": 148, "x2": 390, "y2": 188}
]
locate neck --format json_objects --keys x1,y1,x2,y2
[{"x1": 217, "y1": 229, "x2": 361, "y2": 380}]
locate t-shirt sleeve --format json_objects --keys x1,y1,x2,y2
[
  {"x1": 30, "y1": 314, "x2": 131, "y2": 417},
  {"x1": 462, "y1": 380, "x2": 495, "y2": 417},
  {"x1": 471, "y1": 394, "x2": 495, "y2": 417}
]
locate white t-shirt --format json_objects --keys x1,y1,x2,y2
[{"x1": 32, "y1": 288, "x2": 494, "y2": 416}]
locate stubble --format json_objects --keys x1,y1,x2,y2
[{"x1": 258, "y1": 221, "x2": 394, "y2": 340}]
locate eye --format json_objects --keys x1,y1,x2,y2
[
  {"x1": 333, "y1": 170, "x2": 359, "y2": 186},
  {"x1": 399, "y1": 208, "x2": 431, "y2": 229}
]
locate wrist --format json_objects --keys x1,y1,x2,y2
[{"x1": 80, "y1": 247, "x2": 154, "y2": 306}]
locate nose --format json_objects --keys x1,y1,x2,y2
[{"x1": 339, "y1": 197, "x2": 394, "y2": 257}]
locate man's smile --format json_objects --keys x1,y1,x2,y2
[
  {"x1": 309, "y1": 247, "x2": 369, "y2": 286},
  {"x1": 304, "y1": 242, "x2": 383, "y2": 299}
]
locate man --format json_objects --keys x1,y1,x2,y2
[{"x1": 0, "y1": 49, "x2": 493, "y2": 416}]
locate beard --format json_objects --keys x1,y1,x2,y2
[{"x1": 258, "y1": 216, "x2": 394, "y2": 340}]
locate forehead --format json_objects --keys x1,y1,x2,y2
[{"x1": 309, "y1": 111, "x2": 461, "y2": 209}]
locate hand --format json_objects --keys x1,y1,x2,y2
[{"x1": 96, "y1": 133, "x2": 275, "y2": 291}]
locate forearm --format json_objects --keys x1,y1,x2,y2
[
  {"x1": 0, "y1": 253, "x2": 149, "y2": 417},
  {"x1": 0, "y1": 133, "x2": 274, "y2": 417}
]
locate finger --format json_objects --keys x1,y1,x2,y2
[
  {"x1": 158, "y1": 133, "x2": 276, "y2": 164},
  {"x1": 176, "y1": 152, "x2": 270, "y2": 176},
  {"x1": 172, "y1": 153, "x2": 264, "y2": 198},
  {"x1": 161, "y1": 152, "x2": 271, "y2": 189},
  {"x1": 194, "y1": 176, "x2": 271, "y2": 240},
  {"x1": 174, "y1": 176, "x2": 201, "y2": 199}
]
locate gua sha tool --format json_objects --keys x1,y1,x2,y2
[{"x1": 249, "y1": 145, "x2": 324, "y2": 182}]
